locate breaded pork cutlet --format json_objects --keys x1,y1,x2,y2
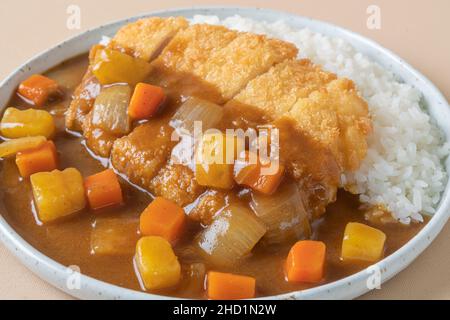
[
  {"x1": 66, "y1": 17, "x2": 188, "y2": 156},
  {"x1": 149, "y1": 24, "x2": 238, "y2": 102},
  {"x1": 195, "y1": 33, "x2": 298, "y2": 103},
  {"x1": 110, "y1": 17, "x2": 188, "y2": 61},
  {"x1": 223, "y1": 59, "x2": 336, "y2": 126},
  {"x1": 110, "y1": 118, "x2": 177, "y2": 191},
  {"x1": 288, "y1": 78, "x2": 371, "y2": 171},
  {"x1": 151, "y1": 24, "x2": 238, "y2": 76},
  {"x1": 65, "y1": 45, "x2": 102, "y2": 131}
]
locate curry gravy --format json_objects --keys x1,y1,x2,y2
[{"x1": 0, "y1": 54, "x2": 427, "y2": 298}]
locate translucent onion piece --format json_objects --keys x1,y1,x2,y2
[
  {"x1": 196, "y1": 204, "x2": 266, "y2": 267},
  {"x1": 90, "y1": 218, "x2": 139, "y2": 255},
  {"x1": 250, "y1": 182, "x2": 311, "y2": 245},
  {"x1": 91, "y1": 85, "x2": 132, "y2": 135},
  {"x1": 170, "y1": 97, "x2": 224, "y2": 133}
]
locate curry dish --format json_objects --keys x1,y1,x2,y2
[{"x1": 0, "y1": 17, "x2": 427, "y2": 299}]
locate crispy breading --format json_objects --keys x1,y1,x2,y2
[
  {"x1": 81, "y1": 113, "x2": 117, "y2": 158},
  {"x1": 110, "y1": 120, "x2": 177, "y2": 190},
  {"x1": 152, "y1": 24, "x2": 238, "y2": 75},
  {"x1": 110, "y1": 17, "x2": 188, "y2": 61},
  {"x1": 187, "y1": 190, "x2": 228, "y2": 225},
  {"x1": 195, "y1": 33, "x2": 298, "y2": 102},
  {"x1": 149, "y1": 164, "x2": 205, "y2": 207},
  {"x1": 288, "y1": 93, "x2": 341, "y2": 164},
  {"x1": 65, "y1": 45, "x2": 103, "y2": 131},
  {"x1": 273, "y1": 116, "x2": 341, "y2": 218},
  {"x1": 226, "y1": 59, "x2": 336, "y2": 119},
  {"x1": 288, "y1": 78, "x2": 371, "y2": 171}
]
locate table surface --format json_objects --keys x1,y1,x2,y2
[{"x1": 0, "y1": 0, "x2": 449, "y2": 300}]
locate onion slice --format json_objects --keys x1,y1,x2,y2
[
  {"x1": 91, "y1": 84, "x2": 132, "y2": 135},
  {"x1": 250, "y1": 181, "x2": 311, "y2": 245},
  {"x1": 170, "y1": 97, "x2": 224, "y2": 133},
  {"x1": 196, "y1": 204, "x2": 266, "y2": 267}
]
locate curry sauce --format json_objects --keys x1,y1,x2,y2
[{"x1": 0, "y1": 54, "x2": 427, "y2": 298}]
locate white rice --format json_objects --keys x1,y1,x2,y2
[{"x1": 191, "y1": 15, "x2": 450, "y2": 223}]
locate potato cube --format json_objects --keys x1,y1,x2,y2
[
  {"x1": 92, "y1": 48, "x2": 152, "y2": 85},
  {"x1": 90, "y1": 218, "x2": 139, "y2": 255},
  {"x1": 1, "y1": 107, "x2": 55, "y2": 138},
  {"x1": 0, "y1": 136, "x2": 46, "y2": 158},
  {"x1": 341, "y1": 222, "x2": 386, "y2": 262},
  {"x1": 30, "y1": 168, "x2": 86, "y2": 223},
  {"x1": 195, "y1": 132, "x2": 242, "y2": 189},
  {"x1": 135, "y1": 236, "x2": 181, "y2": 290}
]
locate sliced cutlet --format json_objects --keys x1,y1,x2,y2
[
  {"x1": 65, "y1": 45, "x2": 102, "y2": 131},
  {"x1": 111, "y1": 97, "x2": 226, "y2": 199},
  {"x1": 288, "y1": 78, "x2": 371, "y2": 171},
  {"x1": 195, "y1": 33, "x2": 298, "y2": 103},
  {"x1": 223, "y1": 59, "x2": 336, "y2": 125},
  {"x1": 273, "y1": 116, "x2": 341, "y2": 218},
  {"x1": 149, "y1": 164, "x2": 205, "y2": 207},
  {"x1": 110, "y1": 17, "x2": 188, "y2": 61},
  {"x1": 149, "y1": 24, "x2": 238, "y2": 103},
  {"x1": 151, "y1": 24, "x2": 238, "y2": 75},
  {"x1": 110, "y1": 118, "x2": 177, "y2": 191}
]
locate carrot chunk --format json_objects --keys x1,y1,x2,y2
[
  {"x1": 18, "y1": 74, "x2": 61, "y2": 107},
  {"x1": 234, "y1": 151, "x2": 284, "y2": 195},
  {"x1": 128, "y1": 83, "x2": 165, "y2": 120},
  {"x1": 139, "y1": 197, "x2": 185, "y2": 243},
  {"x1": 207, "y1": 271, "x2": 256, "y2": 300},
  {"x1": 84, "y1": 169, "x2": 123, "y2": 210},
  {"x1": 15, "y1": 141, "x2": 58, "y2": 177},
  {"x1": 285, "y1": 240, "x2": 326, "y2": 283}
]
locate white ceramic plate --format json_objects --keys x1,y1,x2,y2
[{"x1": 0, "y1": 7, "x2": 449, "y2": 300}]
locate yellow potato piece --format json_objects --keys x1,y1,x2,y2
[
  {"x1": 1, "y1": 107, "x2": 55, "y2": 138},
  {"x1": 195, "y1": 132, "x2": 242, "y2": 190},
  {"x1": 341, "y1": 222, "x2": 386, "y2": 262},
  {"x1": 92, "y1": 48, "x2": 152, "y2": 85},
  {"x1": 0, "y1": 136, "x2": 46, "y2": 158},
  {"x1": 135, "y1": 236, "x2": 181, "y2": 290},
  {"x1": 30, "y1": 168, "x2": 86, "y2": 223}
]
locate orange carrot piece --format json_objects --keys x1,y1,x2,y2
[
  {"x1": 18, "y1": 74, "x2": 61, "y2": 107},
  {"x1": 234, "y1": 151, "x2": 284, "y2": 195},
  {"x1": 128, "y1": 83, "x2": 165, "y2": 120},
  {"x1": 207, "y1": 271, "x2": 256, "y2": 300},
  {"x1": 15, "y1": 141, "x2": 58, "y2": 177},
  {"x1": 84, "y1": 169, "x2": 123, "y2": 210},
  {"x1": 139, "y1": 197, "x2": 185, "y2": 244},
  {"x1": 285, "y1": 240, "x2": 326, "y2": 283}
]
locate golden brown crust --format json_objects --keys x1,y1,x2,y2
[
  {"x1": 152, "y1": 24, "x2": 238, "y2": 75},
  {"x1": 65, "y1": 67, "x2": 101, "y2": 132},
  {"x1": 110, "y1": 120, "x2": 176, "y2": 190},
  {"x1": 195, "y1": 33, "x2": 298, "y2": 102},
  {"x1": 110, "y1": 17, "x2": 189, "y2": 61},
  {"x1": 225, "y1": 59, "x2": 336, "y2": 120},
  {"x1": 149, "y1": 164, "x2": 205, "y2": 207},
  {"x1": 289, "y1": 78, "x2": 371, "y2": 171}
]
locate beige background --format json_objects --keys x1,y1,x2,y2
[{"x1": 0, "y1": 0, "x2": 449, "y2": 300}]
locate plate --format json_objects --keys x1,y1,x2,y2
[{"x1": 0, "y1": 7, "x2": 449, "y2": 300}]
